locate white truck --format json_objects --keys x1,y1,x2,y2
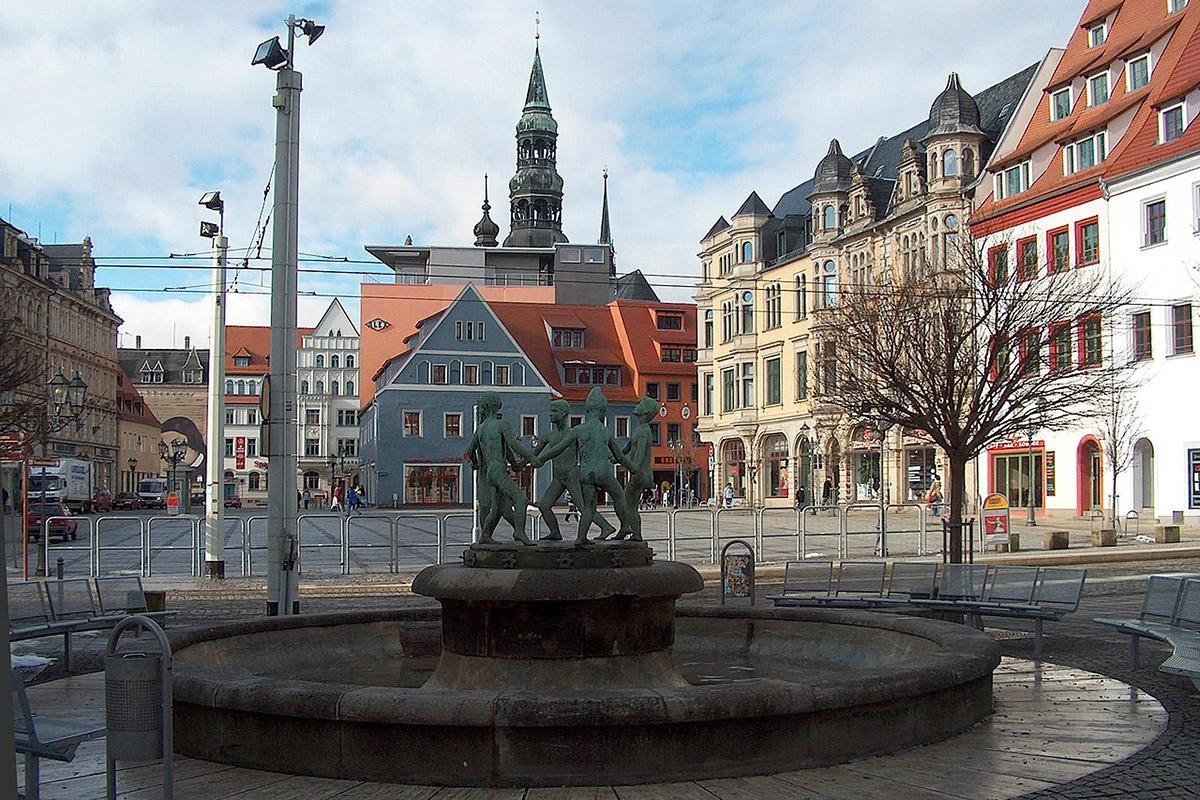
[
  {"x1": 27, "y1": 457, "x2": 93, "y2": 512},
  {"x1": 137, "y1": 477, "x2": 168, "y2": 509}
]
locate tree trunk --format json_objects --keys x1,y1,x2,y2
[{"x1": 946, "y1": 453, "x2": 970, "y2": 563}]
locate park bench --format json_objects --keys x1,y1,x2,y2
[
  {"x1": 12, "y1": 668, "x2": 105, "y2": 800},
  {"x1": 864, "y1": 561, "x2": 940, "y2": 608},
  {"x1": 952, "y1": 567, "x2": 1088, "y2": 658},
  {"x1": 769, "y1": 561, "x2": 887, "y2": 608},
  {"x1": 768, "y1": 560, "x2": 833, "y2": 606},
  {"x1": 1155, "y1": 578, "x2": 1200, "y2": 690},
  {"x1": 1094, "y1": 574, "x2": 1193, "y2": 668}
]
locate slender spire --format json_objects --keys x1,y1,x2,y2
[
  {"x1": 599, "y1": 168, "x2": 613, "y2": 246},
  {"x1": 473, "y1": 173, "x2": 500, "y2": 248}
]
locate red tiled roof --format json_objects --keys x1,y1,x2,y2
[{"x1": 224, "y1": 325, "x2": 310, "y2": 374}]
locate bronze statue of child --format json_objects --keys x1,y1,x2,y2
[
  {"x1": 532, "y1": 399, "x2": 617, "y2": 544},
  {"x1": 465, "y1": 391, "x2": 536, "y2": 545}
]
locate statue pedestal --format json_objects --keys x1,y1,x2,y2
[{"x1": 412, "y1": 541, "x2": 704, "y2": 690}]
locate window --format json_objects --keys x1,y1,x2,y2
[
  {"x1": 1088, "y1": 22, "x2": 1107, "y2": 48},
  {"x1": 316, "y1": 381, "x2": 324, "y2": 394},
  {"x1": 225, "y1": 408, "x2": 235, "y2": 425},
  {"x1": 463, "y1": 364, "x2": 479, "y2": 385},
  {"x1": 1076, "y1": 218, "x2": 1100, "y2": 265},
  {"x1": 305, "y1": 439, "x2": 320, "y2": 457},
  {"x1": 666, "y1": 422, "x2": 681, "y2": 444},
  {"x1": 337, "y1": 409, "x2": 358, "y2": 426},
  {"x1": 996, "y1": 161, "x2": 1031, "y2": 200},
  {"x1": 247, "y1": 409, "x2": 257, "y2": 425},
  {"x1": 234, "y1": 356, "x2": 250, "y2": 367},
  {"x1": 1127, "y1": 54, "x2": 1151, "y2": 91},
  {"x1": 444, "y1": 413, "x2": 462, "y2": 438},
  {"x1": 1017, "y1": 236, "x2": 1038, "y2": 281},
  {"x1": 991, "y1": 335, "x2": 1011, "y2": 380},
  {"x1": 988, "y1": 245, "x2": 1009, "y2": 286},
  {"x1": 1088, "y1": 72, "x2": 1109, "y2": 106},
  {"x1": 795, "y1": 275, "x2": 808, "y2": 319},
  {"x1": 346, "y1": 355, "x2": 355, "y2": 368},
  {"x1": 703, "y1": 310, "x2": 713, "y2": 348},
  {"x1": 305, "y1": 409, "x2": 320, "y2": 425},
  {"x1": 1132, "y1": 311, "x2": 1153, "y2": 361},
  {"x1": 345, "y1": 380, "x2": 354, "y2": 396},
  {"x1": 646, "y1": 382, "x2": 660, "y2": 400},
  {"x1": 1161, "y1": 104, "x2": 1186, "y2": 143},
  {"x1": 403, "y1": 411, "x2": 421, "y2": 437},
  {"x1": 650, "y1": 423, "x2": 661, "y2": 447},
  {"x1": 1048, "y1": 228, "x2": 1070, "y2": 273},
  {"x1": 300, "y1": 380, "x2": 309, "y2": 394},
  {"x1": 248, "y1": 472, "x2": 261, "y2": 491},
  {"x1": 1019, "y1": 329, "x2": 1040, "y2": 377},
  {"x1": 666, "y1": 382, "x2": 681, "y2": 402},
  {"x1": 225, "y1": 438, "x2": 234, "y2": 457},
  {"x1": 1170, "y1": 0, "x2": 1189, "y2": 12},
  {"x1": 1050, "y1": 323, "x2": 1073, "y2": 372},
  {"x1": 1143, "y1": 198, "x2": 1167, "y2": 247},
  {"x1": 739, "y1": 362, "x2": 755, "y2": 408},
  {"x1": 615, "y1": 416, "x2": 630, "y2": 438},
  {"x1": 691, "y1": 381, "x2": 699, "y2": 402},
  {"x1": 721, "y1": 368, "x2": 736, "y2": 413},
  {"x1": 740, "y1": 290, "x2": 754, "y2": 334},
  {"x1": 765, "y1": 357, "x2": 781, "y2": 405},
  {"x1": 721, "y1": 300, "x2": 735, "y2": 342},
  {"x1": 942, "y1": 149, "x2": 958, "y2": 176},
  {"x1": 432, "y1": 364, "x2": 447, "y2": 385},
  {"x1": 823, "y1": 205, "x2": 836, "y2": 230},
  {"x1": 315, "y1": 355, "x2": 324, "y2": 368},
  {"x1": 765, "y1": 283, "x2": 782, "y2": 329},
  {"x1": 563, "y1": 365, "x2": 621, "y2": 385},
  {"x1": 795, "y1": 350, "x2": 808, "y2": 401},
  {"x1": 246, "y1": 438, "x2": 257, "y2": 457},
  {"x1": 656, "y1": 313, "x2": 683, "y2": 331},
  {"x1": 820, "y1": 342, "x2": 837, "y2": 393},
  {"x1": 331, "y1": 355, "x2": 339, "y2": 368},
  {"x1": 741, "y1": 241, "x2": 753, "y2": 262},
  {"x1": 821, "y1": 261, "x2": 837, "y2": 308},
  {"x1": 1172, "y1": 303, "x2": 1194, "y2": 355},
  {"x1": 1064, "y1": 131, "x2": 1107, "y2": 174},
  {"x1": 1079, "y1": 316, "x2": 1103, "y2": 367},
  {"x1": 1051, "y1": 87, "x2": 1072, "y2": 120},
  {"x1": 552, "y1": 328, "x2": 585, "y2": 348},
  {"x1": 331, "y1": 381, "x2": 339, "y2": 396},
  {"x1": 704, "y1": 373, "x2": 714, "y2": 416},
  {"x1": 338, "y1": 438, "x2": 357, "y2": 457},
  {"x1": 560, "y1": 247, "x2": 581, "y2": 263},
  {"x1": 494, "y1": 365, "x2": 510, "y2": 386}
]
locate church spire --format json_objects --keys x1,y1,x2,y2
[
  {"x1": 473, "y1": 174, "x2": 500, "y2": 247},
  {"x1": 599, "y1": 168, "x2": 615, "y2": 275},
  {"x1": 503, "y1": 24, "x2": 567, "y2": 248}
]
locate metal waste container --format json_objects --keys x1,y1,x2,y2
[{"x1": 105, "y1": 652, "x2": 163, "y2": 760}]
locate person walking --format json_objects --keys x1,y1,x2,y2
[
  {"x1": 821, "y1": 477, "x2": 833, "y2": 507},
  {"x1": 723, "y1": 482, "x2": 734, "y2": 508},
  {"x1": 346, "y1": 485, "x2": 361, "y2": 516},
  {"x1": 330, "y1": 485, "x2": 341, "y2": 513},
  {"x1": 302, "y1": 488, "x2": 311, "y2": 509},
  {"x1": 926, "y1": 473, "x2": 943, "y2": 517}
]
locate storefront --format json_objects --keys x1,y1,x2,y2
[
  {"x1": 987, "y1": 436, "x2": 1046, "y2": 516},
  {"x1": 902, "y1": 428, "x2": 937, "y2": 502},
  {"x1": 763, "y1": 434, "x2": 789, "y2": 499},
  {"x1": 848, "y1": 425, "x2": 880, "y2": 502},
  {"x1": 721, "y1": 439, "x2": 745, "y2": 500},
  {"x1": 404, "y1": 464, "x2": 461, "y2": 505}
]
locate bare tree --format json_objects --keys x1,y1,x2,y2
[
  {"x1": 1094, "y1": 376, "x2": 1145, "y2": 530},
  {"x1": 0, "y1": 312, "x2": 44, "y2": 445},
  {"x1": 811, "y1": 239, "x2": 1135, "y2": 561}
]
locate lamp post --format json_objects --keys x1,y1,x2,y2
[
  {"x1": 200, "y1": 190, "x2": 228, "y2": 578},
  {"x1": 1026, "y1": 423, "x2": 1038, "y2": 527},
  {"x1": 253, "y1": 13, "x2": 324, "y2": 615},
  {"x1": 21, "y1": 369, "x2": 87, "y2": 578},
  {"x1": 668, "y1": 440, "x2": 683, "y2": 508},
  {"x1": 127, "y1": 458, "x2": 137, "y2": 494},
  {"x1": 159, "y1": 439, "x2": 187, "y2": 512}
]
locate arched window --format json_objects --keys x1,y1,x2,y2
[
  {"x1": 331, "y1": 355, "x2": 339, "y2": 368},
  {"x1": 822, "y1": 205, "x2": 835, "y2": 230},
  {"x1": 962, "y1": 149, "x2": 975, "y2": 178},
  {"x1": 236, "y1": 380, "x2": 245, "y2": 395},
  {"x1": 346, "y1": 355, "x2": 355, "y2": 368},
  {"x1": 316, "y1": 355, "x2": 324, "y2": 368},
  {"x1": 765, "y1": 434, "x2": 790, "y2": 498},
  {"x1": 224, "y1": 470, "x2": 235, "y2": 481},
  {"x1": 722, "y1": 439, "x2": 746, "y2": 499},
  {"x1": 331, "y1": 381, "x2": 339, "y2": 396},
  {"x1": 248, "y1": 472, "x2": 261, "y2": 490},
  {"x1": 225, "y1": 380, "x2": 233, "y2": 394},
  {"x1": 345, "y1": 380, "x2": 354, "y2": 396},
  {"x1": 741, "y1": 241, "x2": 753, "y2": 262},
  {"x1": 942, "y1": 149, "x2": 958, "y2": 176},
  {"x1": 301, "y1": 380, "x2": 309, "y2": 394},
  {"x1": 316, "y1": 380, "x2": 324, "y2": 394},
  {"x1": 247, "y1": 380, "x2": 257, "y2": 395},
  {"x1": 928, "y1": 152, "x2": 938, "y2": 179}
]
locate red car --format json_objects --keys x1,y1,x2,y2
[
  {"x1": 112, "y1": 492, "x2": 143, "y2": 511},
  {"x1": 26, "y1": 501, "x2": 79, "y2": 541},
  {"x1": 223, "y1": 496, "x2": 243, "y2": 509},
  {"x1": 90, "y1": 490, "x2": 113, "y2": 513}
]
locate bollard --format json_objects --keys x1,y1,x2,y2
[{"x1": 57, "y1": 557, "x2": 64, "y2": 579}]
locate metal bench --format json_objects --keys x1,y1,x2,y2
[
  {"x1": 962, "y1": 567, "x2": 1087, "y2": 658},
  {"x1": 8, "y1": 581, "x2": 90, "y2": 669},
  {"x1": 1094, "y1": 574, "x2": 1192, "y2": 667},
  {"x1": 12, "y1": 668, "x2": 105, "y2": 800},
  {"x1": 865, "y1": 561, "x2": 940, "y2": 608},
  {"x1": 1158, "y1": 578, "x2": 1200, "y2": 690},
  {"x1": 94, "y1": 576, "x2": 176, "y2": 627},
  {"x1": 768, "y1": 560, "x2": 833, "y2": 607}
]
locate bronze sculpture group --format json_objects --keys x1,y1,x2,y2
[{"x1": 465, "y1": 387, "x2": 659, "y2": 546}]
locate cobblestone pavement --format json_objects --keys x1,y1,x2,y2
[{"x1": 13, "y1": 556, "x2": 1200, "y2": 798}]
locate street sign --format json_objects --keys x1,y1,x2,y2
[
  {"x1": 29, "y1": 457, "x2": 59, "y2": 468},
  {"x1": 982, "y1": 492, "x2": 1011, "y2": 546}
]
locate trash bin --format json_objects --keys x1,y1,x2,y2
[{"x1": 105, "y1": 652, "x2": 163, "y2": 760}]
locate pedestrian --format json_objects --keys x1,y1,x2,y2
[
  {"x1": 330, "y1": 486, "x2": 341, "y2": 513},
  {"x1": 1, "y1": 487, "x2": 8, "y2": 512},
  {"x1": 821, "y1": 477, "x2": 833, "y2": 507},
  {"x1": 302, "y1": 488, "x2": 311, "y2": 509},
  {"x1": 347, "y1": 485, "x2": 361, "y2": 515},
  {"x1": 723, "y1": 481, "x2": 734, "y2": 508},
  {"x1": 926, "y1": 473, "x2": 943, "y2": 517},
  {"x1": 796, "y1": 483, "x2": 807, "y2": 510}
]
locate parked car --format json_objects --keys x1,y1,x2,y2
[
  {"x1": 26, "y1": 501, "x2": 79, "y2": 541},
  {"x1": 89, "y1": 490, "x2": 113, "y2": 513},
  {"x1": 223, "y1": 495, "x2": 243, "y2": 509},
  {"x1": 112, "y1": 492, "x2": 143, "y2": 511},
  {"x1": 190, "y1": 491, "x2": 205, "y2": 506}
]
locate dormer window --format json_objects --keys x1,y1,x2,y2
[
  {"x1": 655, "y1": 312, "x2": 683, "y2": 331},
  {"x1": 994, "y1": 161, "x2": 1031, "y2": 200},
  {"x1": 1170, "y1": 0, "x2": 1188, "y2": 14},
  {"x1": 1088, "y1": 22, "x2": 1107, "y2": 48},
  {"x1": 1161, "y1": 103, "x2": 1186, "y2": 143},
  {"x1": 1064, "y1": 130, "x2": 1108, "y2": 174},
  {"x1": 551, "y1": 328, "x2": 585, "y2": 348},
  {"x1": 1050, "y1": 87, "x2": 1072, "y2": 121},
  {"x1": 1088, "y1": 72, "x2": 1110, "y2": 106},
  {"x1": 234, "y1": 356, "x2": 251, "y2": 367},
  {"x1": 1127, "y1": 54, "x2": 1151, "y2": 92}
]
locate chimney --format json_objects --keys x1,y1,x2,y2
[
  {"x1": 135, "y1": 335, "x2": 142, "y2": 349},
  {"x1": 184, "y1": 335, "x2": 191, "y2": 350}
]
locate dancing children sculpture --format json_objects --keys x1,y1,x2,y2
[
  {"x1": 608, "y1": 396, "x2": 658, "y2": 542},
  {"x1": 532, "y1": 399, "x2": 617, "y2": 544},
  {"x1": 465, "y1": 391, "x2": 537, "y2": 545}
]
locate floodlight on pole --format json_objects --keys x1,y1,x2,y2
[
  {"x1": 253, "y1": 13, "x2": 323, "y2": 614},
  {"x1": 200, "y1": 189, "x2": 228, "y2": 579}
]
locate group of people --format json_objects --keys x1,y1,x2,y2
[
  {"x1": 299, "y1": 484, "x2": 367, "y2": 514},
  {"x1": 467, "y1": 388, "x2": 658, "y2": 545}
]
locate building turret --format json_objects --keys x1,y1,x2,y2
[{"x1": 473, "y1": 175, "x2": 500, "y2": 247}]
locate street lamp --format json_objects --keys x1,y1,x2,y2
[
  {"x1": 21, "y1": 369, "x2": 88, "y2": 578},
  {"x1": 254, "y1": 13, "x2": 325, "y2": 615},
  {"x1": 127, "y1": 457, "x2": 137, "y2": 494},
  {"x1": 667, "y1": 440, "x2": 683, "y2": 508},
  {"x1": 1026, "y1": 423, "x2": 1038, "y2": 527},
  {"x1": 200, "y1": 190, "x2": 228, "y2": 579},
  {"x1": 159, "y1": 439, "x2": 187, "y2": 508}
]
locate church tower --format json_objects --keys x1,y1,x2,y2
[{"x1": 503, "y1": 31, "x2": 568, "y2": 248}]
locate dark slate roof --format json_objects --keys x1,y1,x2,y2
[
  {"x1": 613, "y1": 270, "x2": 661, "y2": 302},
  {"x1": 43, "y1": 243, "x2": 87, "y2": 289},
  {"x1": 811, "y1": 139, "x2": 854, "y2": 194},
  {"x1": 117, "y1": 348, "x2": 210, "y2": 385},
  {"x1": 702, "y1": 216, "x2": 731, "y2": 240},
  {"x1": 926, "y1": 73, "x2": 984, "y2": 137},
  {"x1": 733, "y1": 191, "x2": 772, "y2": 218},
  {"x1": 772, "y1": 63, "x2": 1038, "y2": 220}
]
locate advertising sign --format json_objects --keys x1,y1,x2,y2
[
  {"x1": 982, "y1": 492, "x2": 1010, "y2": 546},
  {"x1": 235, "y1": 436, "x2": 246, "y2": 470},
  {"x1": 166, "y1": 492, "x2": 180, "y2": 516}
]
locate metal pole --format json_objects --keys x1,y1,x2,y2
[
  {"x1": 205, "y1": 224, "x2": 227, "y2": 578},
  {"x1": 1026, "y1": 429, "x2": 1037, "y2": 526},
  {"x1": 267, "y1": 21, "x2": 302, "y2": 615}
]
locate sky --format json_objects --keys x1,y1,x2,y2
[{"x1": 0, "y1": 1, "x2": 1086, "y2": 349}]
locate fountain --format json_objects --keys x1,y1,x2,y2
[{"x1": 167, "y1": 390, "x2": 1000, "y2": 787}]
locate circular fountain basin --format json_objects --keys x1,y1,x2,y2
[{"x1": 168, "y1": 605, "x2": 999, "y2": 787}]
